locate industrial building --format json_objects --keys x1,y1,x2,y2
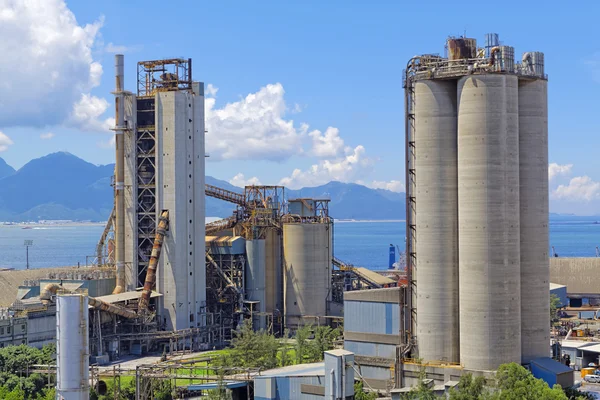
[{"x1": 404, "y1": 33, "x2": 549, "y2": 371}]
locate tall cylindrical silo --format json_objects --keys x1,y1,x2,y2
[
  {"x1": 457, "y1": 74, "x2": 521, "y2": 371},
  {"x1": 246, "y1": 239, "x2": 267, "y2": 330},
  {"x1": 519, "y1": 78, "x2": 549, "y2": 363},
  {"x1": 414, "y1": 80, "x2": 459, "y2": 363},
  {"x1": 265, "y1": 228, "x2": 283, "y2": 314},
  {"x1": 283, "y1": 223, "x2": 332, "y2": 328},
  {"x1": 56, "y1": 294, "x2": 89, "y2": 400}
]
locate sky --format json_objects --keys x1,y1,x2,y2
[{"x1": 0, "y1": 0, "x2": 598, "y2": 214}]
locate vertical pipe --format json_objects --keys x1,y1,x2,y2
[
  {"x1": 113, "y1": 54, "x2": 126, "y2": 294},
  {"x1": 139, "y1": 210, "x2": 170, "y2": 311}
]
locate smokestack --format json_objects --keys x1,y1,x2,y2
[{"x1": 113, "y1": 54, "x2": 126, "y2": 294}]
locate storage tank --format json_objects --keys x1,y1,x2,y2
[
  {"x1": 457, "y1": 74, "x2": 521, "y2": 371},
  {"x1": 519, "y1": 78, "x2": 549, "y2": 363},
  {"x1": 283, "y1": 222, "x2": 332, "y2": 328},
  {"x1": 414, "y1": 80, "x2": 459, "y2": 363},
  {"x1": 56, "y1": 294, "x2": 89, "y2": 400},
  {"x1": 265, "y1": 228, "x2": 283, "y2": 314},
  {"x1": 447, "y1": 37, "x2": 477, "y2": 60},
  {"x1": 246, "y1": 239, "x2": 267, "y2": 330}
]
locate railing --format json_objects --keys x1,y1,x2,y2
[{"x1": 205, "y1": 184, "x2": 245, "y2": 206}]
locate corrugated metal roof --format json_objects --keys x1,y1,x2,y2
[
  {"x1": 205, "y1": 236, "x2": 246, "y2": 255},
  {"x1": 531, "y1": 357, "x2": 573, "y2": 374},
  {"x1": 92, "y1": 290, "x2": 162, "y2": 304},
  {"x1": 257, "y1": 362, "x2": 324, "y2": 378},
  {"x1": 581, "y1": 344, "x2": 600, "y2": 353},
  {"x1": 354, "y1": 267, "x2": 395, "y2": 286},
  {"x1": 560, "y1": 340, "x2": 598, "y2": 349}
]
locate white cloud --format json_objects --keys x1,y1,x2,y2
[
  {"x1": 279, "y1": 146, "x2": 374, "y2": 189},
  {"x1": 205, "y1": 83, "x2": 306, "y2": 161},
  {"x1": 69, "y1": 94, "x2": 114, "y2": 132},
  {"x1": 553, "y1": 176, "x2": 600, "y2": 201},
  {"x1": 40, "y1": 132, "x2": 55, "y2": 140},
  {"x1": 229, "y1": 173, "x2": 261, "y2": 188},
  {"x1": 369, "y1": 180, "x2": 405, "y2": 193},
  {"x1": 585, "y1": 53, "x2": 600, "y2": 84},
  {"x1": 309, "y1": 127, "x2": 344, "y2": 158},
  {"x1": 205, "y1": 84, "x2": 219, "y2": 97},
  {"x1": 0, "y1": 0, "x2": 108, "y2": 131},
  {"x1": 0, "y1": 132, "x2": 13, "y2": 152},
  {"x1": 549, "y1": 163, "x2": 573, "y2": 180},
  {"x1": 104, "y1": 43, "x2": 129, "y2": 53}
]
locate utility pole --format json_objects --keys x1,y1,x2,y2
[{"x1": 24, "y1": 240, "x2": 33, "y2": 270}]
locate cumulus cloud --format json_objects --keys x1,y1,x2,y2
[
  {"x1": 369, "y1": 180, "x2": 405, "y2": 193},
  {"x1": 0, "y1": 0, "x2": 108, "y2": 131},
  {"x1": 205, "y1": 83, "x2": 305, "y2": 161},
  {"x1": 69, "y1": 94, "x2": 114, "y2": 132},
  {"x1": 549, "y1": 163, "x2": 573, "y2": 180},
  {"x1": 279, "y1": 146, "x2": 374, "y2": 189},
  {"x1": 309, "y1": 127, "x2": 344, "y2": 158},
  {"x1": 229, "y1": 173, "x2": 261, "y2": 188},
  {"x1": 205, "y1": 84, "x2": 219, "y2": 97},
  {"x1": 40, "y1": 132, "x2": 55, "y2": 140},
  {"x1": 0, "y1": 132, "x2": 13, "y2": 152},
  {"x1": 104, "y1": 43, "x2": 129, "y2": 53},
  {"x1": 553, "y1": 176, "x2": 600, "y2": 201}
]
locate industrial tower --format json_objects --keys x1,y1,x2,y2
[
  {"x1": 113, "y1": 56, "x2": 206, "y2": 331},
  {"x1": 404, "y1": 34, "x2": 549, "y2": 370}
]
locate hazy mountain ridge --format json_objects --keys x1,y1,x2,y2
[{"x1": 0, "y1": 153, "x2": 404, "y2": 221}]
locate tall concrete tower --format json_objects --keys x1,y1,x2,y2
[
  {"x1": 119, "y1": 58, "x2": 206, "y2": 331},
  {"x1": 404, "y1": 36, "x2": 549, "y2": 371}
]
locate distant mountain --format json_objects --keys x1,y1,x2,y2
[
  {"x1": 0, "y1": 158, "x2": 15, "y2": 180},
  {"x1": 0, "y1": 152, "x2": 113, "y2": 222},
  {"x1": 0, "y1": 153, "x2": 404, "y2": 221}
]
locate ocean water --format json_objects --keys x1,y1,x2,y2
[{"x1": 0, "y1": 215, "x2": 599, "y2": 270}]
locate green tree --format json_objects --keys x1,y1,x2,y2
[
  {"x1": 228, "y1": 319, "x2": 280, "y2": 370},
  {"x1": 449, "y1": 374, "x2": 489, "y2": 400},
  {"x1": 280, "y1": 329, "x2": 292, "y2": 367},
  {"x1": 295, "y1": 325, "x2": 312, "y2": 364},
  {"x1": 551, "y1": 294, "x2": 561, "y2": 322},
  {"x1": 354, "y1": 381, "x2": 378, "y2": 400},
  {"x1": 494, "y1": 363, "x2": 567, "y2": 400},
  {"x1": 307, "y1": 326, "x2": 341, "y2": 362}
]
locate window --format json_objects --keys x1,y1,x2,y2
[
  {"x1": 7, "y1": 327, "x2": 10, "y2": 334},
  {"x1": 21, "y1": 324, "x2": 25, "y2": 331},
  {"x1": 0, "y1": 327, "x2": 4, "y2": 335}
]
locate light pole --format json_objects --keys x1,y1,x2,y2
[{"x1": 24, "y1": 240, "x2": 33, "y2": 270}]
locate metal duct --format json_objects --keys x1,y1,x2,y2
[
  {"x1": 113, "y1": 54, "x2": 126, "y2": 294},
  {"x1": 138, "y1": 210, "x2": 170, "y2": 311}
]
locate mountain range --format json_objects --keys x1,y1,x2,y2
[{"x1": 0, "y1": 152, "x2": 405, "y2": 222}]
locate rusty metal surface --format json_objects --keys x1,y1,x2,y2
[
  {"x1": 447, "y1": 38, "x2": 477, "y2": 60},
  {"x1": 88, "y1": 296, "x2": 137, "y2": 319},
  {"x1": 138, "y1": 210, "x2": 170, "y2": 311}
]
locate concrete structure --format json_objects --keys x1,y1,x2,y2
[
  {"x1": 121, "y1": 58, "x2": 206, "y2": 331},
  {"x1": 56, "y1": 294, "x2": 89, "y2": 400},
  {"x1": 457, "y1": 73, "x2": 521, "y2": 370},
  {"x1": 283, "y1": 222, "x2": 332, "y2": 328},
  {"x1": 404, "y1": 33, "x2": 548, "y2": 372},
  {"x1": 414, "y1": 79, "x2": 459, "y2": 363},
  {"x1": 550, "y1": 258, "x2": 600, "y2": 295},
  {"x1": 246, "y1": 239, "x2": 267, "y2": 330},
  {"x1": 519, "y1": 78, "x2": 550, "y2": 363},
  {"x1": 254, "y1": 350, "x2": 354, "y2": 400}
]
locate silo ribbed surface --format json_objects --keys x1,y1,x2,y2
[
  {"x1": 414, "y1": 80, "x2": 459, "y2": 363},
  {"x1": 519, "y1": 79, "x2": 549, "y2": 363},
  {"x1": 457, "y1": 74, "x2": 521, "y2": 370},
  {"x1": 246, "y1": 239, "x2": 267, "y2": 330},
  {"x1": 283, "y1": 223, "x2": 332, "y2": 327}
]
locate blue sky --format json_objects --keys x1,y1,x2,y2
[{"x1": 0, "y1": 0, "x2": 598, "y2": 213}]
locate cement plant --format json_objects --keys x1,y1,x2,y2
[{"x1": 1, "y1": 33, "x2": 598, "y2": 399}]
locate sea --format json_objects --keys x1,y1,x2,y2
[{"x1": 0, "y1": 215, "x2": 599, "y2": 271}]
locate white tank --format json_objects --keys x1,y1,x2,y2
[
  {"x1": 519, "y1": 78, "x2": 549, "y2": 363},
  {"x1": 283, "y1": 223, "x2": 332, "y2": 328},
  {"x1": 414, "y1": 80, "x2": 459, "y2": 363},
  {"x1": 457, "y1": 74, "x2": 521, "y2": 371},
  {"x1": 56, "y1": 294, "x2": 89, "y2": 400}
]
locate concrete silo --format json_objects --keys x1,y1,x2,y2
[
  {"x1": 414, "y1": 80, "x2": 460, "y2": 363},
  {"x1": 283, "y1": 222, "x2": 332, "y2": 328},
  {"x1": 519, "y1": 77, "x2": 549, "y2": 363},
  {"x1": 457, "y1": 74, "x2": 521, "y2": 370}
]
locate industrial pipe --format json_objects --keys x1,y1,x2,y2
[
  {"x1": 138, "y1": 210, "x2": 170, "y2": 311},
  {"x1": 96, "y1": 206, "x2": 115, "y2": 265},
  {"x1": 40, "y1": 283, "x2": 62, "y2": 305},
  {"x1": 113, "y1": 54, "x2": 126, "y2": 294},
  {"x1": 88, "y1": 297, "x2": 137, "y2": 319},
  {"x1": 487, "y1": 46, "x2": 500, "y2": 67}
]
